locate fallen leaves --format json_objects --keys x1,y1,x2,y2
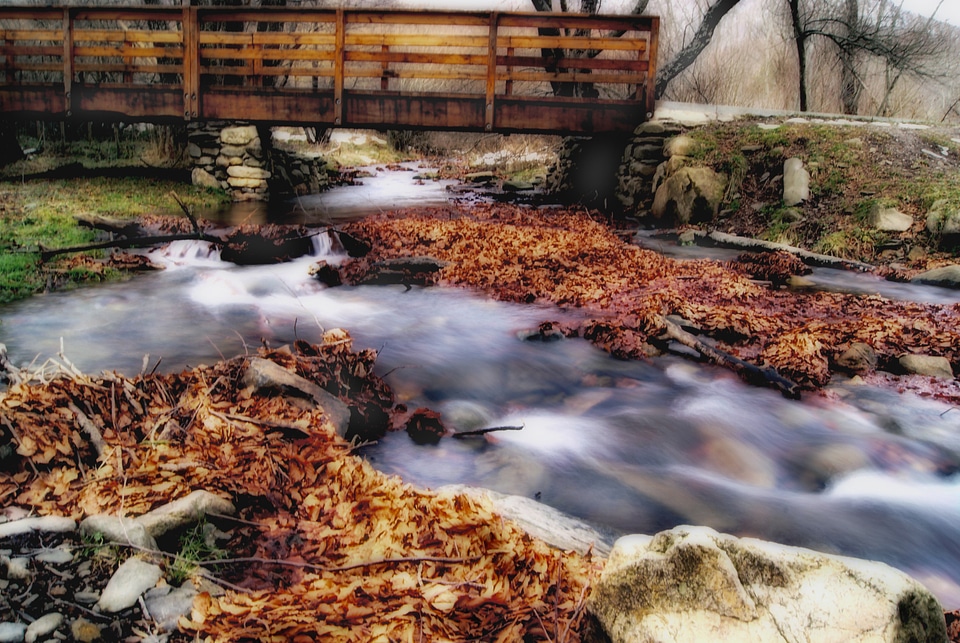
[
  {"x1": 339, "y1": 204, "x2": 960, "y2": 393},
  {"x1": 1, "y1": 330, "x2": 599, "y2": 642}
]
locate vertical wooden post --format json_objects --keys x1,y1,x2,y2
[
  {"x1": 182, "y1": 6, "x2": 199, "y2": 120},
  {"x1": 62, "y1": 8, "x2": 73, "y2": 117},
  {"x1": 645, "y1": 16, "x2": 659, "y2": 118},
  {"x1": 334, "y1": 8, "x2": 345, "y2": 126},
  {"x1": 485, "y1": 12, "x2": 498, "y2": 132},
  {"x1": 505, "y1": 46, "x2": 514, "y2": 96}
]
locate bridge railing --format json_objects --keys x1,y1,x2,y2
[{"x1": 0, "y1": 6, "x2": 658, "y2": 134}]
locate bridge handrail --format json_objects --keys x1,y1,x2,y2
[{"x1": 0, "y1": 6, "x2": 659, "y2": 133}]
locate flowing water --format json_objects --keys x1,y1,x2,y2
[{"x1": 3, "y1": 167, "x2": 960, "y2": 608}]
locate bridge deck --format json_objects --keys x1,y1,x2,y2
[{"x1": 0, "y1": 6, "x2": 658, "y2": 134}]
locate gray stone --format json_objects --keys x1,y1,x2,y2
[
  {"x1": 226, "y1": 165, "x2": 271, "y2": 180},
  {"x1": 899, "y1": 354, "x2": 954, "y2": 379},
  {"x1": 219, "y1": 144, "x2": 245, "y2": 158},
  {"x1": 80, "y1": 515, "x2": 156, "y2": 550},
  {"x1": 34, "y1": 546, "x2": 73, "y2": 565},
  {"x1": 502, "y1": 180, "x2": 534, "y2": 191},
  {"x1": 836, "y1": 342, "x2": 878, "y2": 373},
  {"x1": 627, "y1": 161, "x2": 658, "y2": 178},
  {"x1": 631, "y1": 144, "x2": 662, "y2": 161},
  {"x1": 220, "y1": 125, "x2": 258, "y2": 146},
  {"x1": 191, "y1": 167, "x2": 220, "y2": 190},
  {"x1": 246, "y1": 136, "x2": 263, "y2": 157},
  {"x1": 926, "y1": 200, "x2": 960, "y2": 246},
  {"x1": 0, "y1": 622, "x2": 26, "y2": 643},
  {"x1": 590, "y1": 526, "x2": 947, "y2": 643},
  {"x1": 912, "y1": 264, "x2": 960, "y2": 288},
  {"x1": 663, "y1": 134, "x2": 698, "y2": 158},
  {"x1": 633, "y1": 121, "x2": 666, "y2": 135},
  {"x1": 2, "y1": 557, "x2": 31, "y2": 581},
  {"x1": 97, "y1": 557, "x2": 163, "y2": 613},
  {"x1": 144, "y1": 585, "x2": 198, "y2": 632},
  {"x1": 0, "y1": 516, "x2": 75, "y2": 539},
  {"x1": 187, "y1": 143, "x2": 202, "y2": 158},
  {"x1": 24, "y1": 613, "x2": 63, "y2": 643},
  {"x1": 136, "y1": 490, "x2": 235, "y2": 539},
  {"x1": 651, "y1": 167, "x2": 727, "y2": 225},
  {"x1": 243, "y1": 357, "x2": 350, "y2": 436},
  {"x1": 782, "y1": 157, "x2": 809, "y2": 206},
  {"x1": 868, "y1": 204, "x2": 913, "y2": 232}
]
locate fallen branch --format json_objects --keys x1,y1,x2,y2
[
  {"x1": 660, "y1": 317, "x2": 801, "y2": 400},
  {"x1": 452, "y1": 425, "x2": 525, "y2": 438},
  {"x1": 67, "y1": 401, "x2": 107, "y2": 457},
  {"x1": 39, "y1": 232, "x2": 224, "y2": 262},
  {"x1": 169, "y1": 190, "x2": 202, "y2": 236},
  {"x1": 195, "y1": 554, "x2": 481, "y2": 573}
]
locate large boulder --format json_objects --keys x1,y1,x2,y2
[
  {"x1": 912, "y1": 264, "x2": 960, "y2": 289},
  {"x1": 651, "y1": 167, "x2": 726, "y2": 225},
  {"x1": 590, "y1": 526, "x2": 947, "y2": 643}
]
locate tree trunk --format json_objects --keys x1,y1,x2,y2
[
  {"x1": 839, "y1": 0, "x2": 861, "y2": 115},
  {"x1": 654, "y1": 0, "x2": 741, "y2": 99},
  {"x1": 787, "y1": 0, "x2": 808, "y2": 111}
]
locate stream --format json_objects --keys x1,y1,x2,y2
[{"x1": 3, "y1": 166, "x2": 960, "y2": 608}]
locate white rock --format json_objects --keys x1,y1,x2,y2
[
  {"x1": 0, "y1": 622, "x2": 26, "y2": 643},
  {"x1": 782, "y1": 157, "x2": 809, "y2": 206},
  {"x1": 80, "y1": 515, "x2": 156, "y2": 550},
  {"x1": 34, "y1": 546, "x2": 73, "y2": 565},
  {"x1": 899, "y1": 354, "x2": 954, "y2": 379},
  {"x1": 191, "y1": 167, "x2": 220, "y2": 190},
  {"x1": 24, "y1": 613, "x2": 63, "y2": 643},
  {"x1": 2, "y1": 557, "x2": 31, "y2": 581},
  {"x1": 97, "y1": 557, "x2": 163, "y2": 613},
  {"x1": 868, "y1": 204, "x2": 913, "y2": 232},
  {"x1": 590, "y1": 525, "x2": 947, "y2": 643},
  {"x1": 226, "y1": 165, "x2": 271, "y2": 180},
  {"x1": 144, "y1": 585, "x2": 198, "y2": 632},
  {"x1": 0, "y1": 516, "x2": 76, "y2": 539},
  {"x1": 135, "y1": 490, "x2": 235, "y2": 538}
]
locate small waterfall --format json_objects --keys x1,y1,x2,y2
[{"x1": 146, "y1": 239, "x2": 222, "y2": 268}]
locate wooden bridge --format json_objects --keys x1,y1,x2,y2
[{"x1": 0, "y1": 6, "x2": 658, "y2": 135}]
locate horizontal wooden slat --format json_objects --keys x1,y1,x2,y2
[
  {"x1": 345, "y1": 34, "x2": 488, "y2": 48},
  {"x1": 200, "y1": 48, "x2": 333, "y2": 62},
  {"x1": 199, "y1": 32, "x2": 335, "y2": 46},
  {"x1": 198, "y1": 10, "x2": 335, "y2": 24},
  {"x1": 201, "y1": 66, "x2": 333, "y2": 78},
  {"x1": 347, "y1": 12, "x2": 490, "y2": 27},
  {"x1": 74, "y1": 30, "x2": 183, "y2": 44},
  {"x1": 0, "y1": 29, "x2": 63, "y2": 42},
  {"x1": 74, "y1": 63, "x2": 182, "y2": 75},
  {"x1": 346, "y1": 50, "x2": 487, "y2": 66},
  {"x1": 72, "y1": 9, "x2": 181, "y2": 22},
  {"x1": 74, "y1": 46, "x2": 181, "y2": 58},
  {"x1": 499, "y1": 35, "x2": 645, "y2": 51}
]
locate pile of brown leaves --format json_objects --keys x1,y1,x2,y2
[
  {"x1": 1, "y1": 331, "x2": 597, "y2": 642},
  {"x1": 341, "y1": 204, "x2": 960, "y2": 392}
]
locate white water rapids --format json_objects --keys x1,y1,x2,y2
[{"x1": 2, "y1": 167, "x2": 960, "y2": 608}]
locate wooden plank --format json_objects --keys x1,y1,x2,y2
[
  {"x1": 498, "y1": 35, "x2": 645, "y2": 51},
  {"x1": 0, "y1": 30, "x2": 64, "y2": 42},
  {"x1": 343, "y1": 91, "x2": 485, "y2": 129},
  {"x1": 73, "y1": 30, "x2": 182, "y2": 44},
  {"x1": 0, "y1": 86, "x2": 67, "y2": 115},
  {"x1": 345, "y1": 34, "x2": 488, "y2": 48},
  {"x1": 182, "y1": 7, "x2": 198, "y2": 120},
  {"x1": 200, "y1": 48, "x2": 333, "y2": 62},
  {"x1": 72, "y1": 9, "x2": 182, "y2": 22},
  {"x1": 74, "y1": 63, "x2": 183, "y2": 75},
  {"x1": 485, "y1": 12, "x2": 497, "y2": 132},
  {"x1": 345, "y1": 68, "x2": 486, "y2": 81},
  {"x1": 645, "y1": 16, "x2": 658, "y2": 115},
  {"x1": 200, "y1": 88, "x2": 335, "y2": 123},
  {"x1": 334, "y1": 8, "x2": 344, "y2": 125},
  {"x1": 74, "y1": 85, "x2": 183, "y2": 119},
  {"x1": 62, "y1": 8, "x2": 72, "y2": 115},
  {"x1": 74, "y1": 46, "x2": 179, "y2": 58},
  {"x1": 346, "y1": 50, "x2": 486, "y2": 66}
]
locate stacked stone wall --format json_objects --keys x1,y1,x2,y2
[{"x1": 188, "y1": 122, "x2": 330, "y2": 202}]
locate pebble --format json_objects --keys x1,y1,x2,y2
[
  {"x1": 3, "y1": 557, "x2": 32, "y2": 581},
  {"x1": 24, "y1": 613, "x2": 63, "y2": 643},
  {"x1": 0, "y1": 622, "x2": 27, "y2": 643},
  {"x1": 34, "y1": 547, "x2": 74, "y2": 565}
]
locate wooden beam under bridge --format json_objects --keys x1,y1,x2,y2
[{"x1": 0, "y1": 6, "x2": 658, "y2": 134}]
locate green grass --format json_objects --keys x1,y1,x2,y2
[
  {"x1": 167, "y1": 518, "x2": 226, "y2": 586},
  {"x1": 0, "y1": 177, "x2": 228, "y2": 304}
]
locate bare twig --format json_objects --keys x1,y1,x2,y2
[
  {"x1": 452, "y1": 425, "x2": 524, "y2": 438},
  {"x1": 67, "y1": 402, "x2": 107, "y2": 457}
]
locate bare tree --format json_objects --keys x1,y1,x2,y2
[
  {"x1": 531, "y1": 0, "x2": 742, "y2": 100},
  {"x1": 785, "y1": 0, "x2": 950, "y2": 115}
]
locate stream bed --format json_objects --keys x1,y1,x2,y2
[{"x1": 3, "y1": 166, "x2": 960, "y2": 608}]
